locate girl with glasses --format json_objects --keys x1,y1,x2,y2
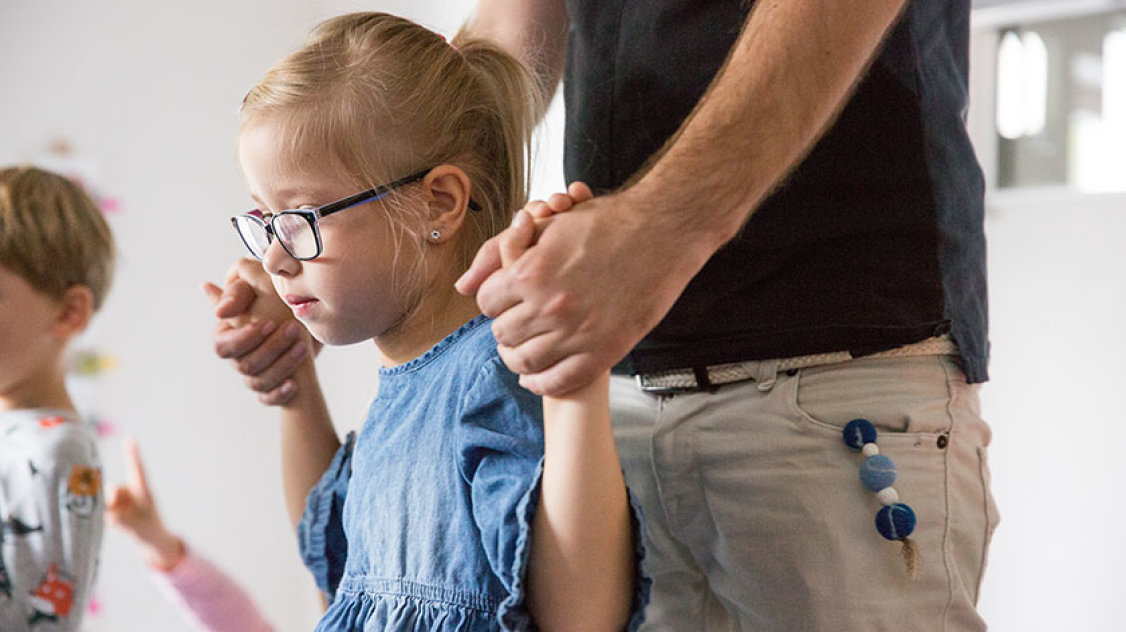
[{"x1": 220, "y1": 12, "x2": 645, "y2": 632}]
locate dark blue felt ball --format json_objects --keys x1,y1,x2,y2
[
  {"x1": 842, "y1": 418, "x2": 877, "y2": 451},
  {"x1": 875, "y1": 503, "x2": 916, "y2": 540},
  {"x1": 859, "y1": 454, "x2": 897, "y2": 491}
]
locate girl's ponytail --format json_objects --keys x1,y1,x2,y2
[{"x1": 446, "y1": 30, "x2": 541, "y2": 258}]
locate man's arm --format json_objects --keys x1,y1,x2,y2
[
  {"x1": 628, "y1": 0, "x2": 910, "y2": 243},
  {"x1": 470, "y1": 0, "x2": 569, "y2": 108},
  {"x1": 460, "y1": 0, "x2": 911, "y2": 396}
]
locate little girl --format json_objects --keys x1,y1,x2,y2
[{"x1": 223, "y1": 12, "x2": 645, "y2": 631}]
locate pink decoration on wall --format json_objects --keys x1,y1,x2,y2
[
  {"x1": 98, "y1": 197, "x2": 122, "y2": 214},
  {"x1": 92, "y1": 418, "x2": 118, "y2": 438}
]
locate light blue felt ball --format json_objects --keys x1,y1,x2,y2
[
  {"x1": 875, "y1": 503, "x2": 916, "y2": 540},
  {"x1": 842, "y1": 418, "x2": 877, "y2": 451},
  {"x1": 859, "y1": 454, "x2": 897, "y2": 491}
]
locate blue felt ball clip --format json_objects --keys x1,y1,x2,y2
[{"x1": 842, "y1": 418, "x2": 920, "y2": 577}]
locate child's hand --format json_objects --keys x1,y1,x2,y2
[
  {"x1": 522, "y1": 181, "x2": 594, "y2": 221},
  {"x1": 203, "y1": 258, "x2": 318, "y2": 406},
  {"x1": 105, "y1": 439, "x2": 186, "y2": 572},
  {"x1": 500, "y1": 182, "x2": 594, "y2": 269},
  {"x1": 457, "y1": 182, "x2": 593, "y2": 291}
]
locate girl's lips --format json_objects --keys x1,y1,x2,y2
[{"x1": 285, "y1": 295, "x2": 319, "y2": 317}]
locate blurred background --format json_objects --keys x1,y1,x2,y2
[{"x1": 0, "y1": 0, "x2": 1122, "y2": 629}]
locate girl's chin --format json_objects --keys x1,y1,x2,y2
[{"x1": 305, "y1": 322, "x2": 369, "y2": 347}]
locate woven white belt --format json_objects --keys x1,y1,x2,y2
[{"x1": 635, "y1": 336, "x2": 959, "y2": 392}]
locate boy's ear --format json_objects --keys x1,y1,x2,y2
[
  {"x1": 422, "y1": 165, "x2": 473, "y2": 242},
  {"x1": 53, "y1": 285, "x2": 95, "y2": 339}
]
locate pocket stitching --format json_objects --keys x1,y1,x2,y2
[{"x1": 786, "y1": 361, "x2": 948, "y2": 441}]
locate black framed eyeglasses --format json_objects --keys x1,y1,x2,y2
[{"x1": 230, "y1": 169, "x2": 482, "y2": 262}]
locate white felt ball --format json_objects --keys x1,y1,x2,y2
[
  {"x1": 862, "y1": 443, "x2": 880, "y2": 457},
  {"x1": 876, "y1": 486, "x2": 899, "y2": 506}
]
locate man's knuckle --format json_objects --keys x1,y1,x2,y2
[{"x1": 543, "y1": 293, "x2": 571, "y2": 318}]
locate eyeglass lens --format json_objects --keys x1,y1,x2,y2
[
  {"x1": 234, "y1": 215, "x2": 270, "y2": 259},
  {"x1": 273, "y1": 213, "x2": 318, "y2": 259},
  {"x1": 234, "y1": 213, "x2": 319, "y2": 260}
]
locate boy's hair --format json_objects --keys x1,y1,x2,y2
[
  {"x1": 239, "y1": 12, "x2": 540, "y2": 274},
  {"x1": 0, "y1": 166, "x2": 116, "y2": 310}
]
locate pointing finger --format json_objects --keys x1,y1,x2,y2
[{"x1": 122, "y1": 438, "x2": 150, "y2": 499}]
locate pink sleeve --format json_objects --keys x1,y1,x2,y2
[{"x1": 149, "y1": 546, "x2": 274, "y2": 632}]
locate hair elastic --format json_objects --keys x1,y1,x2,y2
[
  {"x1": 842, "y1": 418, "x2": 920, "y2": 578},
  {"x1": 437, "y1": 32, "x2": 459, "y2": 53}
]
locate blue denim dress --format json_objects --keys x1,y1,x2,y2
[{"x1": 298, "y1": 316, "x2": 648, "y2": 631}]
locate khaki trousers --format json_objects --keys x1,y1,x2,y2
[{"x1": 612, "y1": 354, "x2": 999, "y2": 631}]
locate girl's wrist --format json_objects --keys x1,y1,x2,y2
[
  {"x1": 144, "y1": 531, "x2": 186, "y2": 572},
  {"x1": 542, "y1": 372, "x2": 611, "y2": 431},
  {"x1": 280, "y1": 359, "x2": 324, "y2": 412}
]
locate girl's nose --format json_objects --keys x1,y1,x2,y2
[{"x1": 261, "y1": 239, "x2": 299, "y2": 277}]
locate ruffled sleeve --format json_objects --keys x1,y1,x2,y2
[
  {"x1": 624, "y1": 490, "x2": 653, "y2": 631},
  {"x1": 455, "y1": 358, "x2": 545, "y2": 630},
  {"x1": 297, "y1": 432, "x2": 355, "y2": 601}
]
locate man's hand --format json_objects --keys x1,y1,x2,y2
[
  {"x1": 203, "y1": 259, "x2": 316, "y2": 406},
  {"x1": 459, "y1": 184, "x2": 713, "y2": 396},
  {"x1": 105, "y1": 439, "x2": 185, "y2": 571}
]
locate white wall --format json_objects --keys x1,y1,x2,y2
[
  {"x1": 1, "y1": 0, "x2": 1121, "y2": 630},
  {"x1": 967, "y1": 15, "x2": 1126, "y2": 630},
  {"x1": 976, "y1": 190, "x2": 1126, "y2": 631},
  {"x1": 0, "y1": 1, "x2": 563, "y2": 630}
]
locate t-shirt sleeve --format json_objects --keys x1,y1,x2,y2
[
  {"x1": 296, "y1": 432, "x2": 355, "y2": 601},
  {"x1": 455, "y1": 357, "x2": 545, "y2": 630}
]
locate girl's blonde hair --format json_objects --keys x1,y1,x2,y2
[
  {"x1": 0, "y1": 166, "x2": 115, "y2": 310},
  {"x1": 239, "y1": 12, "x2": 539, "y2": 271}
]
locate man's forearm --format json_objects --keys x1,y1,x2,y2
[
  {"x1": 629, "y1": 0, "x2": 910, "y2": 250},
  {"x1": 470, "y1": 0, "x2": 568, "y2": 109}
]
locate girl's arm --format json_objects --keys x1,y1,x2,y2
[
  {"x1": 205, "y1": 260, "x2": 340, "y2": 528},
  {"x1": 106, "y1": 441, "x2": 274, "y2": 631},
  {"x1": 528, "y1": 372, "x2": 634, "y2": 631},
  {"x1": 277, "y1": 358, "x2": 339, "y2": 528}
]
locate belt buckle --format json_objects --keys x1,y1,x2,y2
[{"x1": 635, "y1": 371, "x2": 699, "y2": 394}]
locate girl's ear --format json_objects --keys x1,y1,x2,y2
[
  {"x1": 422, "y1": 165, "x2": 473, "y2": 243},
  {"x1": 53, "y1": 285, "x2": 95, "y2": 340}
]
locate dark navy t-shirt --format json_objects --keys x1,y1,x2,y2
[{"x1": 563, "y1": 0, "x2": 989, "y2": 383}]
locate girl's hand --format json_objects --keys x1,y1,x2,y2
[
  {"x1": 457, "y1": 182, "x2": 593, "y2": 292},
  {"x1": 522, "y1": 181, "x2": 594, "y2": 220},
  {"x1": 105, "y1": 439, "x2": 186, "y2": 571},
  {"x1": 203, "y1": 258, "x2": 319, "y2": 406}
]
